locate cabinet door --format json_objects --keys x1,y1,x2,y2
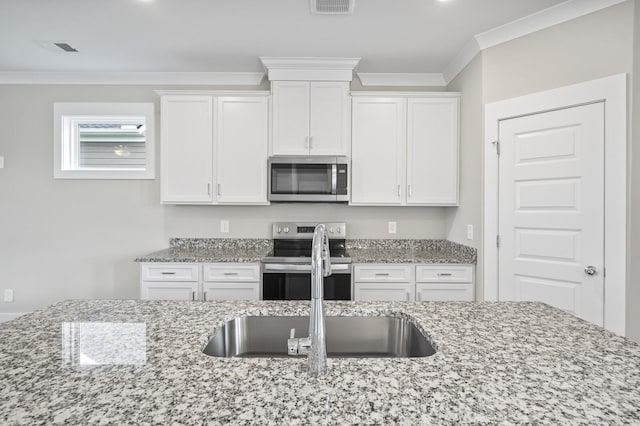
[
  {"x1": 416, "y1": 283, "x2": 474, "y2": 302},
  {"x1": 351, "y1": 97, "x2": 406, "y2": 205},
  {"x1": 406, "y1": 97, "x2": 459, "y2": 205},
  {"x1": 354, "y1": 282, "x2": 414, "y2": 301},
  {"x1": 309, "y1": 82, "x2": 350, "y2": 156},
  {"x1": 161, "y1": 96, "x2": 214, "y2": 204},
  {"x1": 215, "y1": 97, "x2": 269, "y2": 204},
  {"x1": 272, "y1": 81, "x2": 310, "y2": 155},
  {"x1": 141, "y1": 282, "x2": 198, "y2": 301},
  {"x1": 203, "y1": 282, "x2": 260, "y2": 301}
]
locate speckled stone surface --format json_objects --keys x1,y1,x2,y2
[
  {"x1": 1, "y1": 300, "x2": 638, "y2": 425},
  {"x1": 134, "y1": 238, "x2": 272, "y2": 263},
  {"x1": 347, "y1": 239, "x2": 477, "y2": 264}
]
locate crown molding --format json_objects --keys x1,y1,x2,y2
[
  {"x1": 351, "y1": 91, "x2": 460, "y2": 98},
  {"x1": 357, "y1": 73, "x2": 445, "y2": 87},
  {"x1": 444, "y1": 0, "x2": 626, "y2": 84},
  {"x1": 260, "y1": 57, "x2": 361, "y2": 81},
  {"x1": 0, "y1": 71, "x2": 266, "y2": 85}
]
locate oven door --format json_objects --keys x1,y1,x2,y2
[{"x1": 262, "y1": 264, "x2": 352, "y2": 300}]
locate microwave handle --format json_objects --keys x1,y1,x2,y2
[{"x1": 331, "y1": 164, "x2": 337, "y2": 195}]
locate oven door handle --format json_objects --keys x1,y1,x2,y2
[{"x1": 262, "y1": 263, "x2": 350, "y2": 273}]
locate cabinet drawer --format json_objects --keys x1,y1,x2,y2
[
  {"x1": 415, "y1": 265, "x2": 473, "y2": 283},
  {"x1": 416, "y1": 283, "x2": 474, "y2": 302},
  {"x1": 203, "y1": 263, "x2": 260, "y2": 282},
  {"x1": 203, "y1": 282, "x2": 260, "y2": 301},
  {"x1": 140, "y1": 282, "x2": 198, "y2": 300},
  {"x1": 141, "y1": 263, "x2": 199, "y2": 282},
  {"x1": 354, "y1": 264, "x2": 413, "y2": 282}
]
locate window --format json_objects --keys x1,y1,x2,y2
[{"x1": 53, "y1": 103, "x2": 155, "y2": 179}]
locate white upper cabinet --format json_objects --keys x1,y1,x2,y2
[
  {"x1": 351, "y1": 97, "x2": 406, "y2": 205},
  {"x1": 215, "y1": 96, "x2": 269, "y2": 204},
  {"x1": 406, "y1": 97, "x2": 459, "y2": 205},
  {"x1": 158, "y1": 91, "x2": 270, "y2": 205},
  {"x1": 272, "y1": 81, "x2": 350, "y2": 156},
  {"x1": 351, "y1": 93, "x2": 460, "y2": 206},
  {"x1": 161, "y1": 95, "x2": 213, "y2": 204}
]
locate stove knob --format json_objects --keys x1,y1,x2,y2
[
  {"x1": 283, "y1": 227, "x2": 290, "y2": 233},
  {"x1": 277, "y1": 227, "x2": 282, "y2": 233},
  {"x1": 329, "y1": 227, "x2": 334, "y2": 233},
  {"x1": 336, "y1": 227, "x2": 342, "y2": 234}
]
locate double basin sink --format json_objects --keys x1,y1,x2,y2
[{"x1": 203, "y1": 315, "x2": 436, "y2": 358}]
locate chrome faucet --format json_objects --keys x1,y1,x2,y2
[{"x1": 287, "y1": 224, "x2": 331, "y2": 377}]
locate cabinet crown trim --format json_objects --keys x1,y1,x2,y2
[
  {"x1": 350, "y1": 91, "x2": 460, "y2": 98},
  {"x1": 155, "y1": 90, "x2": 271, "y2": 96},
  {"x1": 260, "y1": 57, "x2": 361, "y2": 82}
]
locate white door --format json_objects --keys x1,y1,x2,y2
[
  {"x1": 215, "y1": 96, "x2": 269, "y2": 204},
  {"x1": 309, "y1": 82, "x2": 350, "y2": 156},
  {"x1": 498, "y1": 102, "x2": 605, "y2": 326},
  {"x1": 271, "y1": 81, "x2": 310, "y2": 155},
  {"x1": 406, "y1": 97, "x2": 459, "y2": 205},
  {"x1": 350, "y1": 97, "x2": 405, "y2": 205},
  {"x1": 160, "y1": 95, "x2": 214, "y2": 204}
]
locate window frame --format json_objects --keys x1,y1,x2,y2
[{"x1": 53, "y1": 102, "x2": 156, "y2": 179}]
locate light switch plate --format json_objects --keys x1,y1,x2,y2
[
  {"x1": 4, "y1": 289, "x2": 14, "y2": 303},
  {"x1": 220, "y1": 220, "x2": 229, "y2": 233},
  {"x1": 467, "y1": 224, "x2": 474, "y2": 240},
  {"x1": 0, "y1": 156, "x2": 4, "y2": 169},
  {"x1": 388, "y1": 221, "x2": 397, "y2": 234}
]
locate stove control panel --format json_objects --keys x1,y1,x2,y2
[{"x1": 272, "y1": 222, "x2": 346, "y2": 239}]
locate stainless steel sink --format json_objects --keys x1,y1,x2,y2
[{"x1": 203, "y1": 316, "x2": 436, "y2": 358}]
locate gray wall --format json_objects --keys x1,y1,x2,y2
[
  {"x1": 445, "y1": 0, "x2": 638, "y2": 340},
  {"x1": 629, "y1": 0, "x2": 640, "y2": 343},
  {"x1": 0, "y1": 84, "x2": 447, "y2": 315},
  {"x1": 444, "y1": 55, "x2": 483, "y2": 298}
]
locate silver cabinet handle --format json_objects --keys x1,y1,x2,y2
[
  {"x1": 203, "y1": 291, "x2": 207, "y2": 301},
  {"x1": 160, "y1": 272, "x2": 176, "y2": 275},
  {"x1": 438, "y1": 273, "x2": 453, "y2": 277},
  {"x1": 375, "y1": 273, "x2": 390, "y2": 276},
  {"x1": 397, "y1": 185, "x2": 401, "y2": 197},
  {"x1": 585, "y1": 266, "x2": 598, "y2": 276},
  {"x1": 408, "y1": 185, "x2": 412, "y2": 198},
  {"x1": 309, "y1": 136, "x2": 314, "y2": 149},
  {"x1": 406, "y1": 291, "x2": 410, "y2": 301},
  {"x1": 217, "y1": 183, "x2": 221, "y2": 196},
  {"x1": 207, "y1": 183, "x2": 211, "y2": 195},
  {"x1": 305, "y1": 136, "x2": 309, "y2": 149},
  {"x1": 223, "y1": 272, "x2": 239, "y2": 276},
  {"x1": 192, "y1": 291, "x2": 196, "y2": 301}
]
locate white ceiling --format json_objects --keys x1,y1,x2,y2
[{"x1": 0, "y1": 0, "x2": 610, "y2": 81}]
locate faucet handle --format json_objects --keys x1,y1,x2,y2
[{"x1": 322, "y1": 232, "x2": 332, "y2": 277}]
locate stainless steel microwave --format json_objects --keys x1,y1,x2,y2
[{"x1": 268, "y1": 156, "x2": 349, "y2": 202}]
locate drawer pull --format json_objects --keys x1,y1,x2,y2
[
  {"x1": 438, "y1": 273, "x2": 453, "y2": 277},
  {"x1": 161, "y1": 272, "x2": 176, "y2": 275},
  {"x1": 406, "y1": 291, "x2": 410, "y2": 301},
  {"x1": 375, "y1": 273, "x2": 390, "y2": 276},
  {"x1": 223, "y1": 272, "x2": 239, "y2": 276},
  {"x1": 192, "y1": 291, "x2": 196, "y2": 301},
  {"x1": 204, "y1": 291, "x2": 207, "y2": 301}
]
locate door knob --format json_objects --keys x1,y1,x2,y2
[{"x1": 584, "y1": 266, "x2": 598, "y2": 276}]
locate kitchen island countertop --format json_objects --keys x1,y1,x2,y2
[{"x1": 1, "y1": 300, "x2": 638, "y2": 425}]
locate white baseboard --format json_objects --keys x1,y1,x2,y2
[{"x1": 0, "y1": 312, "x2": 28, "y2": 323}]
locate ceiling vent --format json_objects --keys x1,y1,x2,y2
[{"x1": 310, "y1": 0, "x2": 355, "y2": 15}]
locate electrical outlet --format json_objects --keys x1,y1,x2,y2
[
  {"x1": 467, "y1": 224, "x2": 474, "y2": 240},
  {"x1": 220, "y1": 220, "x2": 229, "y2": 233},
  {"x1": 388, "y1": 221, "x2": 397, "y2": 234},
  {"x1": 4, "y1": 289, "x2": 14, "y2": 303},
  {"x1": 0, "y1": 156, "x2": 4, "y2": 169}
]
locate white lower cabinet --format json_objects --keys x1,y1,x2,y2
[
  {"x1": 353, "y1": 263, "x2": 474, "y2": 302},
  {"x1": 202, "y1": 263, "x2": 260, "y2": 301},
  {"x1": 140, "y1": 262, "x2": 260, "y2": 301},
  {"x1": 354, "y1": 264, "x2": 415, "y2": 301}
]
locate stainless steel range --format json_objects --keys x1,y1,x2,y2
[{"x1": 261, "y1": 222, "x2": 352, "y2": 300}]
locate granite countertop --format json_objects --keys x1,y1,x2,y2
[
  {"x1": 135, "y1": 238, "x2": 272, "y2": 263},
  {"x1": 347, "y1": 239, "x2": 477, "y2": 264},
  {"x1": 136, "y1": 238, "x2": 477, "y2": 264},
  {"x1": 1, "y1": 300, "x2": 638, "y2": 424}
]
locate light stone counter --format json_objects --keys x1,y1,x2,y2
[{"x1": 1, "y1": 300, "x2": 638, "y2": 425}]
